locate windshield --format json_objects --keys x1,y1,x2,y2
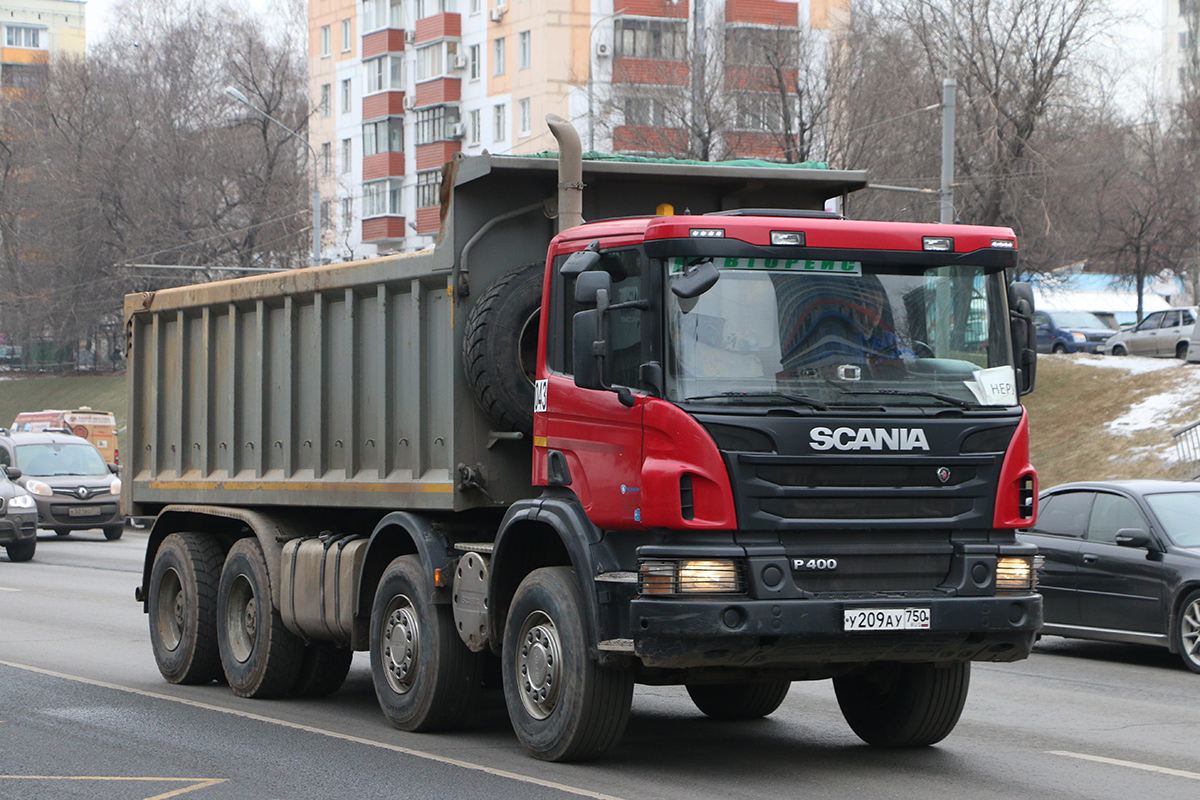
[
  {"x1": 1143, "y1": 493, "x2": 1200, "y2": 547},
  {"x1": 1052, "y1": 312, "x2": 1108, "y2": 329},
  {"x1": 16, "y1": 443, "x2": 110, "y2": 477},
  {"x1": 665, "y1": 257, "x2": 1017, "y2": 409}
]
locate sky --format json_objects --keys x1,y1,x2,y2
[{"x1": 83, "y1": 0, "x2": 279, "y2": 46}]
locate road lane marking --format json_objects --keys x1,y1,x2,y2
[
  {"x1": 0, "y1": 776, "x2": 224, "y2": 800},
  {"x1": 0, "y1": 587, "x2": 20, "y2": 591},
  {"x1": 0, "y1": 659, "x2": 629, "y2": 800},
  {"x1": 1049, "y1": 751, "x2": 1200, "y2": 781}
]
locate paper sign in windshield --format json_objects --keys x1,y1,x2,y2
[{"x1": 965, "y1": 366, "x2": 1017, "y2": 406}]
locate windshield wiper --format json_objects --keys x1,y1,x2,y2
[
  {"x1": 683, "y1": 391, "x2": 829, "y2": 410},
  {"x1": 835, "y1": 389, "x2": 972, "y2": 409}
]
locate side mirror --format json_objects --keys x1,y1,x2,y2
[
  {"x1": 4, "y1": 466, "x2": 20, "y2": 480},
  {"x1": 108, "y1": 463, "x2": 121, "y2": 475},
  {"x1": 671, "y1": 260, "x2": 720, "y2": 299},
  {"x1": 1114, "y1": 528, "x2": 1152, "y2": 549},
  {"x1": 570, "y1": 269, "x2": 637, "y2": 407},
  {"x1": 560, "y1": 241, "x2": 601, "y2": 275},
  {"x1": 572, "y1": 309, "x2": 604, "y2": 391},
  {"x1": 575, "y1": 270, "x2": 612, "y2": 305},
  {"x1": 1008, "y1": 281, "x2": 1037, "y2": 395}
]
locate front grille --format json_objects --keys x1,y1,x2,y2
[
  {"x1": 785, "y1": 531, "x2": 953, "y2": 593},
  {"x1": 761, "y1": 497, "x2": 974, "y2": 520},
  {"x1": 757, "y1": 464, "x2": 977, "y2": 488}
]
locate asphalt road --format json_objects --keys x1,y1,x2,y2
[{"x1": 2, "y1": 529, "x2": 1198, "y2": 800}]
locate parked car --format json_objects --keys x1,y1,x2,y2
[
  {"x1": 1102, "y1": 306, "x2": 1197, "y2": 358},
  {"x1": 0, "y1": 465, "x2": 37, "y2": 561},
  {"x1": 1018, "y1": 480, "x2": 1200, "y2": 673},
  {"x1": 0, "y1": 430, "x2": 123, "y2": 540},
  {"x1": 1032, "y1": 310, "x2": 1114, "y2": 354}
]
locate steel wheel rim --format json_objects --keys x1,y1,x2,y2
[
  {"x1": 1182, "y1": 598, "x2": 1200, "y2": 668},
  {"x1": 516, "y1": 610, "x2": 562, "y2": 720},
  {"x1": 155, "y1": 567, "x2": 184, "y2": 652},
  {"x1": 225, "y1": 574, "x2": 257, "y2": 664},
  {"x1": 383, "y1": 594, "x2": 420, "y2": 695}
]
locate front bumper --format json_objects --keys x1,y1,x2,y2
[
  {"x1": 34, "y1": 497, "x2": 121, "y2": 530},
  {"x1": 0, "y1": 515, "x2": 38, "y2": 545},
  {"x1": 630, "y1": 593, "x2": 1042, "y2": 669}
]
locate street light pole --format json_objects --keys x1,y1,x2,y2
[
  {"x1": 588, "y1": 8, "x2": 626, "y2": 152},
  {"x1": 224, "y1": 86, "x2": 322, "y2": 269}
]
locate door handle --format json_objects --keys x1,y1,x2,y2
[{"x1": 1082, "y1": 553, "x2": 1098, "y2": 564}]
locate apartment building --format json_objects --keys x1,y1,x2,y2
[
  {"x1": 308, "y1": 0, "x2": 844, "y2": 259},
  {"x1": 0, "y1": 0, "x2": 85, "y2": 100}
]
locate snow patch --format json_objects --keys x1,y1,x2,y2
[{"x1": 1062, "y1": 353, "x2": 1185, "y2": 375}]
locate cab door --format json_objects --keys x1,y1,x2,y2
[{"x1": 534, "y1": 247, "x2": 648, "y2": 529}]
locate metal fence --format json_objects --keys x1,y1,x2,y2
[
  {"x1": 1173, "y1": 420, "x2": 1200, "y2": 465},
  {"x1": 0, "y1": 321, "x2": 125, "y2": 373}
]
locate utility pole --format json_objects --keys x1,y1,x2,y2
[{"x1": 940, "y1": 77, "x2": 956, "y2": 224}]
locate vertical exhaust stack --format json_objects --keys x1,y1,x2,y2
[{"x1": 546, "y1": 114, "x2": 583, "y2": 232}]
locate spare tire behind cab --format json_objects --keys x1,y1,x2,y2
[{"x1": 462, "y1": 263, "x2": 543, "y2": 436}]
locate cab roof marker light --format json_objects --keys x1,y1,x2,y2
[
  {"x1": 991, "y1": 239, "x2": 1015, "y2": 249},
  {"x1": 923, "y1": 236, "x2": 954, "y2": 252},
  {"x1": 770, "y1": 230, "x2": 805, "y2": 246},
  {"x1": 689, "y1": 228, "x2": 725, "y2": 238}
]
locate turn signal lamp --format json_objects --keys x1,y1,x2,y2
[
  {"x1": 638, "y1": 559, "x2": 743, "y2": 594},
  {"x1": 689, "y1": 228, "x2": 725, "y2": 238},
  {"x1": 996, "y1": 556, "x2": 1039, "y2": 591}
]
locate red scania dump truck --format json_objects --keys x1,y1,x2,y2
[{"x1": 128, "y1": 117, "x2": 1041, "y2": 762}]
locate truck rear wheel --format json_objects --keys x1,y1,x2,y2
[
  {"x1": 686, "y1": 680, "x2": 791, "y2": 720},
  {"x1": 833, "y1": 661, "x2": 969, "y2": 747},
  {"x1": 370, "y1": 555, "x2": 483, "y2": 731},
  {"x1": 292, "y1": 644, "x2": 354, "y2": 697},
  {"x1": 462, "y1": 263, "x2": 543, "y2": 436},
  {"x1": 148, "y1": 532, "x2": 223, "y2": 685},
  {"x1": 502, "y1": 567, "x2": 634, "y2": 762},
  {"x1": 217, "y1": 538, "x2": 304, "y2": 698}
]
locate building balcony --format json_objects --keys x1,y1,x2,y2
[
  {"x1": 725, "y1": 64, "x2": 799, "y2": 92},
  {"x1": 619, "y1": 0, "x2": 689, "y2": 18},
  {"x1": 363, "y1": 152, "x2": 406, "y2": 181},
  {"x1": 613, "y1": 124, "x2": 688, "y2": 155},
  {"x1": 362, "y1": 29, "x2": 407, "y2": 58},
  {"x1": 414, "y1": 78, "x2": 461, "y2": 107},
  {"x1": 362, "y1": 91, "x2": 407, "y2": 119},
  {"x1": 415, "y1": 141, "x2": 462, "y2": 171},
  {"x1": 724, "y1": 0, "x2": 798, "y2": 25},
  {"x1": 362, "y1": 215, "x2": 406, "y2": 243},
  {"x1": 721, "y1": 130, "x2": 792, "y2": 162},
  {"x1": 414, "y1": 13, "x2": 461, "y2": 43},
  {"x1": 414, "y1": 206, "x2": 441, "y2": 235},
  {"x1": 612, "y1": 58, "x2": 689, "y2": 86}
]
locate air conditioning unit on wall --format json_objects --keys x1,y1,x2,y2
[
  {"x1": 403, "y1": 95, "x2": 415, "y2": 110},
  {"x1": 453, "y1": 54, "x2": 469, "y2": 70},
  {"x1": 596, "y1": 42, "x2": 611, "y2": 57},
  {"x1": 488, "y1": 5, "x2": 505, "y2": 22},
  {"x1": 448, "y1": 122, "x2": 467, "y2": 139},
  {"x1": 404, "y1": 30, "x2": 415, "y2": 44}
]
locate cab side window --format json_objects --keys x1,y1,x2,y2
[
  {"x1": 1086, "y1": 494, "x2": 1145, "y2": 544},
  {"x1": 0, "y1": 448, "x2": 9, "y2": 468},
  {"x1": 549, "y1": 248, "x2": 643, "y2": 389},
  {"x1": 1032, "y1": 491, "x2": 1092, "y2": 537}
]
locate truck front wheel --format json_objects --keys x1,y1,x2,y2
[
  {"x1": 502, "y1": 567, "x2": 634, "y2": 762},
  {"x1": 833, "y1": 661, "x2": 969, "y2": 747},
  {"x1": 369, "y1": 556, "x2": 483, "y2": 731},
  {"x1": 686, "y1": 680, "x2": 791, "y2": 720},
  {"x1": 217, "y1": 538, "x2": 303, "y2": 698},
  {"x1": 148, "y1": 532, "x2": 223, "y2": 685}
]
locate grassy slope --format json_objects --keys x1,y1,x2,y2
[
  {"x1": 0, "y1": 373, "x2": 127, "y2": 432},
  {"x1": 0, "y1": 358, "x2": 1195, "y2": 490}
]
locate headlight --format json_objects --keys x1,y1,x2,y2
[
  {"x1": 110, "y1": 477, "x2": 122, "y2": 495},
  {"x1": 25, "y1": 479, "x2": 52, "y2": 497},
  {"x1": 1071, "y1": 332, "x2": 1086, "y2": 342},
  {"x1": 8, "y1": 494, "x2": 35, "y2": 509},
  {"x1": 996, "y1": 556, "x2": 1040, "y2": 591},
  {"x1": 638, "y1": 559, "x2": 744, "y2": 594}
]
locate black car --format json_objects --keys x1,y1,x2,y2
[{"x1": 1019, "y1": 480, "x2": 1200, "y2": 673}]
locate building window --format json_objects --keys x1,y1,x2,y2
[
  {"x1": 321, "y1": 142, "x2": 332, "y2": 176},
  {"x1": 734, "y1": 92, "x2": 786, "y2": 131},
  {"x1": 342, "y1": 19, "x2": 352, "y2": 51},
  {"x1": 493, "y1": 103, "x2": 507, "y2": 142},
  {"x1": 341, "y1": 138, "x2": 352, "y2": 173},
  {"x1": 364, "y1": 181, "x2": 388, "y2": 217},
  {"x1": 622, "y1": 96, "x2": 671, "y2": 127},
  {"x1": 470, "y1": 0, "x2": 481, "y2": 14},
  {"x1": 320, "y1": 84, "x2": 331, "y2": 117},
  {"x1": 469, "y1": 44, "x2": 481, "y2": 80},
  {"x1": 518, "y1": 31, "x2": 531, "y2": 70},
  {"x1": 363, "y1": 0, "x2": 402, "y2": 30},
  {"x1": 321, "y1": 25, "x2": 331, "y2": 57},
  {"x1": 416, "y1": 170, "x2": 442, "y2": 208},
  {"x1": 416, "y1": 42, "x2": 454, "y2": 81},
  {"x1": 365, "y1": 55, "x2": 404, "y2": 93},
  {"x1": 518, "y1": 98, "x2": 531, "y2": 137},
  {"x1": 321, "y1": 199, "x2": 333, "y2": 232},
  {"x1": 615, "y1": 18, "x2": 687, "y2": 60},
  {"x1": 415, "y1": 105, "x2": 461, "y2": 145},
  {"x1": 493, "y1": 37, "x2": 506, "y2": 76},
  {"x1": 342, "y1": 198, "x2": 354, "y2": 229},
  {"x1": 363, "y1": 117, "x2": 404, "y2": 155},
  {"x1": 5, "y1": 26, "x2": 40, "y2": 48},
  {"x1": 341, "y1": 79, "x2": 352, "y2": 113},
  {"x1": 468, "y1": 108, "x2": 481, "y2": 144},
  {"x1": 416, "y1": 0, "x2": 457, "y2": 17}
]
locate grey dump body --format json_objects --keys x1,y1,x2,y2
[{"x1": 124, "y1": 153, "x2": 866, "y2": 517}]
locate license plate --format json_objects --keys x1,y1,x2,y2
[
  {"x1": 844, "y1": 607, "x2": 930, "y2": 631},
  {"x1": 67, "y1": 506, "x2": 101, "y2": 517}
]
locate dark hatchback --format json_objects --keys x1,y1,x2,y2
[{"x1": 1019, "y1": 480, "x2": 1200, "y2": 673}]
